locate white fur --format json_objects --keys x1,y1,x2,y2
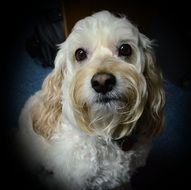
[
  {"x1": 17, "y1": 11, "x2": 164, "y2": 190},
  {"x1": 18, "y1": 97, "x2": 151, "y2": 189}
]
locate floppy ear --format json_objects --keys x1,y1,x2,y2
[
  {"x1": 32, "y1": 48, "x2": 65, "y2": 139},
  {"x1": 139, "y1": 35, "x2": 165, "y2": 137}
]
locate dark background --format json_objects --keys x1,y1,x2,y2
[{"x1": 2, "y1": 0, "x2": 191, "y2": 189}]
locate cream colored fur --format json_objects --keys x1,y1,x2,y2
[{"x1": 17, "y1": 11, "x2": 165, "y2": 190}]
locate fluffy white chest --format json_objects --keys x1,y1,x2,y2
[
  {"x1": 18, "y1": 93, "x2": 151, "y2": 190},
  {"x1": 38, "y1": 124, "x2": 150, "y2": 190}
]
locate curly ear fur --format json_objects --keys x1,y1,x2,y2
[
  {"x1": 139, "y1": 47, "x2": 165, "y2": 137},
  {"x1": 32, "y1": 64, "x2": 64, "y2": 139}
]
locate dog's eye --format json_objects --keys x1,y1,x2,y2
[
  {"x1": 75, "y1": 48, "x2": 87, "y2": 62},
  {"x1": 118, "y1": 44, "x2": 132, "y2": 57}
]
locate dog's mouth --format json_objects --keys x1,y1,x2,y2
[
  {"x1": 95, "y1": 95, "x2": 122, "y2": 104},
  {"x1": 96, "y1": 97, "x2": 118, "y2": 104}
]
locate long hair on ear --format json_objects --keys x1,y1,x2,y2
[
  {"x1": 32, "y1": 50, "x2": 65, "y2": 139},
  {"x1": 138, "y1": 39, "x2": 165, "y2": 137}
]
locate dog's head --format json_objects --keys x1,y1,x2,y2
[{"x1": 33, "y1": 11, "x2": 165, "y2": 140}]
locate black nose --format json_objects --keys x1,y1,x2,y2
[{"x1": 91, "y1": 72, "x2": 116, "y2": 94}]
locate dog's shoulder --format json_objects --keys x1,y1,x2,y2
[
  {"x1": 17, "y1": 91, "x2": 49, "y2": 165},
  {"x1": 19, "y1": 91, "x2": 42, "y2": 132}
]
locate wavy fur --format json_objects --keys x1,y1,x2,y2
[
  {"x1": 139, "y1": 47, "x2": 165, "y2": 136},
  {"x1": 32, "y1": 65, "x2": 64, "y2": 139},
  {"x1": 18, "y1": 11, "x2": 165, "y2": 190}
]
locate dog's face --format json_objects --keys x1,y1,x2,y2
[{"x1": 33, "y1": 11, "x2": 165, "y2": 139}]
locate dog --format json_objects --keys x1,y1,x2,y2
[{"x1": 17, "y1": 10, "x2": 165, "y2": 190}]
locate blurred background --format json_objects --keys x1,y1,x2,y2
[{"x1": 2, "y1": 0, "x2": 191, "y2": 189}]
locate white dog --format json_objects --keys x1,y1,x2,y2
[{"x1": 17, "y1": 11, "x2": 165, "y2": 190}]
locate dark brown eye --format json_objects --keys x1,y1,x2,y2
[
  {"x1": 118, "y1": 44, "x2": 132, "y2": 57},
  {"x1": 75, "y1": 48, "x2": 87, "y2": 62}
]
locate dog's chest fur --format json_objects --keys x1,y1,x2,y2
[
  {"x1": 18, "y1": 96, "x2": 151, "y2": 190},
  {"x1": 37, "y1": 123, "x2": 151, "y2": 190}
]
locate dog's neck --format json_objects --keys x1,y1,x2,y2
[{"x1": 57, "y1": 114, "x2": 138, "y2": 152}]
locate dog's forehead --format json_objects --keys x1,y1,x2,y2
[{"x1": 69, "y1": 11, "x2": 139, "y2": 46}]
